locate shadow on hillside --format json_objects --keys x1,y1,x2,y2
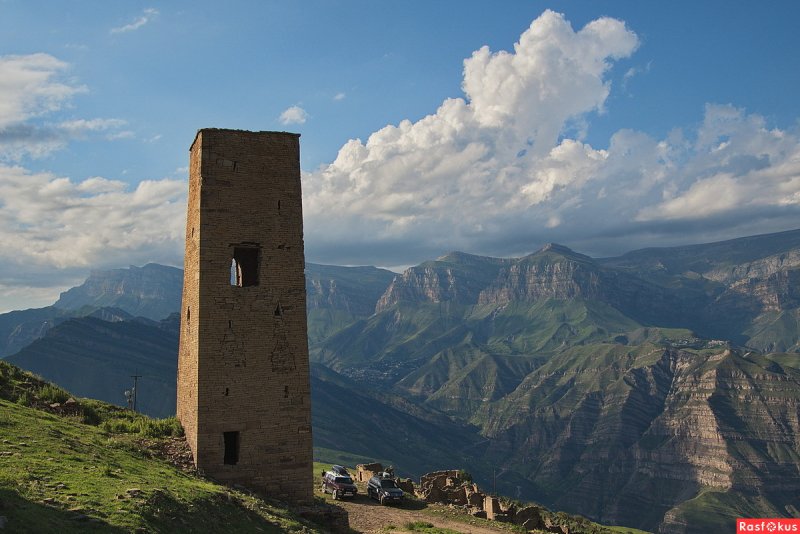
[
  {"x1": 137, "y1": 489, "x2": 296, "y2": 533},
  {"x1": 301, "y1": 500, "x2": 356, "y2": 533},
  {"x1": 0, "y1": 488, "x2": 127, "y2": 533}
]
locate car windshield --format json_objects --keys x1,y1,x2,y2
[
  {"x1": 335, "y1": 477, "x2": 353, "y2": 484},
  {"x1": 379, "y1": 479, "x2": 397, "y2": 488}
]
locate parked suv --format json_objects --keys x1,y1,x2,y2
[
  {"x1": 331, "y1": 465, "x2": 350, "y2": 477},
  {"x1": 367, "y1": 475, "x2": 404, "y2": 505},
  {"x1": 321, "y1": 470, "x2": 358, "y2": 500}
]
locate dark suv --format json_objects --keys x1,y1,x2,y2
[
  {"x1": 321, "y1": 470, "x2": 358, "y2": 500},
  {"x1": 367, "y1": 475, "x2": 404, "y2": 505}
]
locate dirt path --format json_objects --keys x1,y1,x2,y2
[{"x1": 326, "y1": 494, "x2": 511, "y2": 534}]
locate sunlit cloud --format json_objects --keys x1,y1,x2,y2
[
  {"x1": 302, "y1": 10, "x2": 800, "y2": 265},
  {"x1": 279, "y1": 105, "x2": 309, "y2": 125}
]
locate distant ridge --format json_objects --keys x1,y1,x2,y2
[{"x1": 55, "y1": 263, "x2": 183, "y2": 321}]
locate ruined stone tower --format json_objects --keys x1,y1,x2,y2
[{"x1": 177, "y1": 129, "x2": 312, "y2": 502}]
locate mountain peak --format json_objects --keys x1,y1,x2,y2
[
  {"x1": 538, "y1": 243, "x2": 574, "y2": 254},
  {"x1": 528, "y1": 243, "x2": 594, "y2": 263}
]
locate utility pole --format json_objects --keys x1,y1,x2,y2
[{"x1": 130, "y1": 374, "x2": 142, "y2": 412}]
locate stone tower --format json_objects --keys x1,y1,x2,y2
[{"x1": 177, "y1": 129, "x2": 312, "y2": 502}]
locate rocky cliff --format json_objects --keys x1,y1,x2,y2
[
  {"x1": 477, "y1": 347, "x2": 800, "y2": 532},
  {"x1": 376, "y1": 252, "x2": 510, "y2": 312},
  {"x1": 54, "y1": 263, "x2": 183, "y2": 320}
]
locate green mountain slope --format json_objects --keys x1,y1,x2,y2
[
  {"x1": 311, "y1": 364, "x2": 489, "y2": 479},
  {"x1": 6, "y1": 314, "x2": 179, "y2": 417},
  {"x1": 305, "y1": 263, "x2": 395, "y2": 343},
  {"x1": 0, "y1": 306, "x2": 75, "y2": 358}
]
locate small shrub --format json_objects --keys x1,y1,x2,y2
[
  {"x1": 102, "y1": 418, "x2": 140, "y2": 434},
  {"x1": 81, "y1": 404, "x2": 101, "y2": 425},
  {"x1": 102, "y1": 464, "x2": 114, "y2": 477},
  {"x1": 102, "y1": 415, "x2": 184, "y2": 437},
  {"x1": 405, "y1": 522, "x2": 434, "y2": 531},
  {"x1": 15, "y1": 390, "x2": 32, "y2": 406},
  {"x1": 141, "y1": 417, "x2": 184, "y2": 438},
  {"x1": 38, "y1": 384, "x2": 70, "y2": 404}
]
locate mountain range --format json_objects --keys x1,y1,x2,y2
[{"x1": 3, "y1": 229, "x2": 800, "y2": 533}]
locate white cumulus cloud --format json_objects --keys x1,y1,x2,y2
[
  {"x1": 303, "y1": 10, "x2": 640, "y2": 262},
  {"x1": 302, "y1": 10, "x2": 800, "y2": 266},
  {"x1": 279, "y1": 105, "x2": 309, "y2": 125}
]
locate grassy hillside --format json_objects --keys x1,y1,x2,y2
[{"x1": 0, "y1": 361, "x2": 321, "y2": 533}]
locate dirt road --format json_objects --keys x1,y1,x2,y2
[{"x1": 323, "y1": 493, "x2": 514, "y2": 534}]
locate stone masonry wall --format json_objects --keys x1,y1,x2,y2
[{"x1": 177, "y1": 129, "x2": 313, "y2": 503}]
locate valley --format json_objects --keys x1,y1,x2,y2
[{"x1": 2, "y1": 229, "x2": 800, "y2": 532}]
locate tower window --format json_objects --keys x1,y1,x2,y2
[
  {"x1": 230, "y1": 247, "x2": 260, "y2": 287},
  {"x1": 223, "y1": 431, "x2": 239, "y2": 465}
]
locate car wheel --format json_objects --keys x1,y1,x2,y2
[
  {"x1": 321, "y1": 483, "x2": 326, "y2": 494},
  {"x1": 332, "y1": 489, "x2": 339, "y2": 500}
]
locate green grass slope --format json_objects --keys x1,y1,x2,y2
[{"x1": 0, "y1": 361, "x2": 320, "y2": 533}]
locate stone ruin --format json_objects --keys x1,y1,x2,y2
[
  {"x1": 415, "y1": 470, "x2": 568, "y2": 533},
  {"x1": 354, "y1": 462, "x2": 383, "y2": 483},
  {"x1": 349, "y1": 464, "x2": 569, "y2": 533}
]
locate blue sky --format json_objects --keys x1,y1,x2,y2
[{"x1": 1, "y1": 1, "x2": 800, "y2": 311}]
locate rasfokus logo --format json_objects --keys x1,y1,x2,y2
[{"x1": 737, "y1": 519, "x2": 800, "y2": 533}]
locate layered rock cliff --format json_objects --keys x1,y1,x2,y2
[{"x1": 474, "y1": 347, "x2": 800, "y2": 532}]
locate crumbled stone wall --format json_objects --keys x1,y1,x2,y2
[
  {"x1": 355, "y1": 462, "x2": 383, "y2": 483},
  {"x1": 177, "y1": 129, "x2": 313, "y2": 503}
]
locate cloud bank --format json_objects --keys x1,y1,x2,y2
[
  {"x1": 0, "y1": 53, "x2": 183, "y2": 311},
  {"x1": 302, "y1": 10, "x2": 800, "y2": 264},
  {"x1": 0, "y1": 164, "x2": 185, "y2": 310}
]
